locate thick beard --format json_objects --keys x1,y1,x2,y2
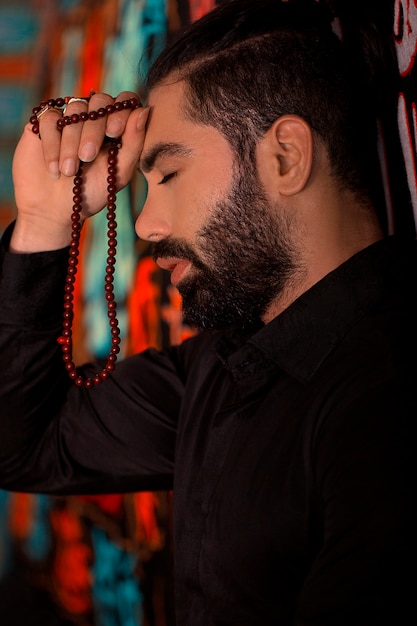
[{"x1": 153, "y1": 168, "x2": 298, "y2": 332}]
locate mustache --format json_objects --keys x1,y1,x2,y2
[{"x1": 152, "y1": 238, "x2": 206, "y2": 271}]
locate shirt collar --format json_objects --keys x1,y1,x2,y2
[{"x1": 217, "y1": 236, "x2": 416, "y2": 384}]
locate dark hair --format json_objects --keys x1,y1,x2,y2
[{"x1": 146, "y1": 0, "x2": 390, "y2": 201}]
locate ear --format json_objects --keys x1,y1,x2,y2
[{"x1": 257, "y1": 115, "x2": 314, "y2": 196}]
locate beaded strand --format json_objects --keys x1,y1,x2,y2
[{"x1": 30, "y1": 96, "x2": 140, "y2": 388}]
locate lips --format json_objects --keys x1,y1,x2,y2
[{"x1": 155, "y1": 257, "x2": 192, "y2": 287}]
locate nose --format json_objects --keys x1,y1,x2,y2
[{"x1": 134, "y1": 197, "x2": 171, "y2": 242}]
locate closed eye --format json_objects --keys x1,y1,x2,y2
[{"x1": 158, "y1": 172, "x2": 177, "y2": 185}]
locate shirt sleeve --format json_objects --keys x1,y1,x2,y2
[{"x1": 0, "y1": 223, "x2": 181, "y2": 495}]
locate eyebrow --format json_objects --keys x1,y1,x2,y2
[{"x1": 139, "y1": 142, "x2": 193, "y2": 173}]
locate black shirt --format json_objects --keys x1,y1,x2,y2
[{"x1": 0, "y1": 226, "x2": 415, "y2": 625}]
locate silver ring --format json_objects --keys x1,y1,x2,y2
[
  {"x1": 36, "y1": 104, "x2": 61, "y2": 120},
  {"x1": 67, "y1": 97, "x2": 89, "y2": 106}
]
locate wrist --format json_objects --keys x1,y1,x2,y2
[{"x1": 9, "y1": 214, "x2": 77, "y2": 253}]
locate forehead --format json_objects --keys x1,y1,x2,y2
[
  {"x1": 146, "y1": 80, "x2": 185, "y2": 129},
  {"x1": 143, "y1": 80, "x2": 233, "y2": 160},
  {"x1": 144, "y1": 81, "x2": 187, "y2": 149}
]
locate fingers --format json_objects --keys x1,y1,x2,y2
[
  {"x1": 37, "y1": 108, "x2": 66, "y2": 179},
  {"x1": 76, "y1": 92, "x2": 115, "y2": 167},
  {"x1": 104, "y1": 91, "x2": 140, "y2": 138},
  {"x1": 58, "y1": 97, "x2": 90, "y2": 177},
  {"x1": 114, "y1": 106, "x2": 150, "y2": 188},
  {"x1": 35, "y1": 91, "x2": 143, "y2": 179},
  {"x1": 77, "y1": 91, "x2": 143, "y2": 169}
]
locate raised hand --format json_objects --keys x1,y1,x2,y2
[{"x1": 11, "y1": 91, "x2": 149, "y2": 252}]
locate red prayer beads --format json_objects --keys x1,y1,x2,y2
[{"x1": 30, "y1": 96, "x2": 140, "y2": 388}]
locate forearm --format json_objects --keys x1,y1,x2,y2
[
  {"x1": 0, "y1": 222, "x2": 70, "y2": 452},
  {"x1": 0, "y1": 224, "x2": 179, "y2": 494}
]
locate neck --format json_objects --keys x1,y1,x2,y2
[{"x1": 262, "y1": 193, "x2": 384, "y2": 323}]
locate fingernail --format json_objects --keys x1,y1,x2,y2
[
  {"x1": 79, "y1": 142, "x2": 97, "y2": 162},
  {"x1": 106, "y1": 119, "x2": 123, "y2": 137},
  {"x1": 61, "y1": 158, "x2": 77, "y2": 177},
  {"x1": 137, "y1": 107, "x2": 150, "y2": 131},
  {"x1": 48, "y1": 160, "x2": 60, "y2": 179}
]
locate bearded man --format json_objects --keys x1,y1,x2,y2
[{"x1": 0, "y1": 1, "x2": 414, "y2": 624}]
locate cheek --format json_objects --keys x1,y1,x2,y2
[
  {"x1": 171, "y1": 153, "x2": 233, "y2": 238},
  {"x1": 173, "y1": 183, "x2": 218, "y2": 238}
]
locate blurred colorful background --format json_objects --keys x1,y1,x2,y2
[
  {"x1": 0, "y1": 2, "x2": 202, "y2": 624},
  {"x1": 0, "y1": 0, "x2": 416, "y2": 625}
]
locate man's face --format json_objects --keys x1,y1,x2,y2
[{"x1": 137, "y1": 81, "x2": 296, "y2": 331}]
